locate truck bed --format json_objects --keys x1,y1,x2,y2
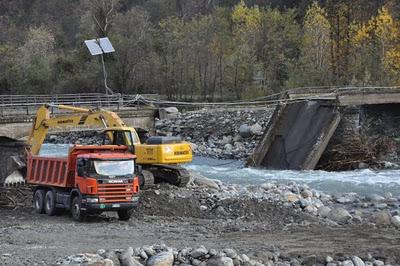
[{"x1": 26, "y1": 154, "x2": 71, "y2": 188}]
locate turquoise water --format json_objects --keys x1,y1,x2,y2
[{"x1": 41, "y1": 144, "x2": 400, "y2": 197}]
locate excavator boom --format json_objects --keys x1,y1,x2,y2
[
  {"x1": 26, "y1": 104, "x2": 192, "y2": 188},
  {"x1": 27, "y1": 104, "x2": 139, "y2": 155}
]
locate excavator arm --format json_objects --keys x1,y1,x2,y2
[{"x1": 27, "y1": 104, "x2": 140, "y2": 155}]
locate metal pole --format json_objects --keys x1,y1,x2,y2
[{"x1": 100, "y1": 52, "x2": 113, "y2": 96}]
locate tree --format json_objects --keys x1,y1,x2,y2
[
  {"x1": 14, "y1": 27, "x2": 56, "y2": 94},
  {"x1": 351, "y1": 6, "x2": 400, "y2": 84},
  {"x1": 288, "y1": 1, "x2": 332, "y2": 87},
  {"x1": 110, "y1": 7, "x2": 154, "y2": 93}
]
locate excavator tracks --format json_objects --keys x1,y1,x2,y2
[{"x1": 143, "y1": 165, "x2": 191, "y2": 188}]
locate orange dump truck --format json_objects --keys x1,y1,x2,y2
[{"x1": 27, "y1": 145, "x2": 140, "y2": 221}]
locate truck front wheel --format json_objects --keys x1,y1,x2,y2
[
  {"x1": 117, "y1": 209, "x2": 133, "y2": 221},
  {"x1": 33, "y1": 189, "x2": 45, "y2": 214},
  {"x1": 71, "y1": 196, "x2": 86, "y2": 222},
  {"x1": 44, "y1": 190, "x2": 58, "y2": 216}
]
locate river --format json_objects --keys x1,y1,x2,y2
[{"x1": 41, "y1": 144, "x2": 400, "y2": 197}]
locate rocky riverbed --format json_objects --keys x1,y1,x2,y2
[
  {"x1": 1, "y1": 174, "x2": 400, "y2": 265},
  {"x1": 155, "y1": 107, "x2": 274, "y2": 160}
]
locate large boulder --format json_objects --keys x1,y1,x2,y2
[
  {"x1": 192, "y1": 173, "x2": 220, "y2": 189},
  {"x1": 328, "y1": 208, "x2": 352, "y2": 224},
  {"x1": 238, "y1": 124, "x2": 251, "y2": 138},
  {"x1": 158, "y1": 107, "x2": 180, "y2": 120},
  {"x1": 371, "y1": 210, "x2": 392, "y2": 225},
  {"x1": 146, "y1": 252, "x2": 174, "y2": 266}
]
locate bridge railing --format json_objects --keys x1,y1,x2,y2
[{"x1": 0, "y1": 93, "x2": 160, "y2": 117}]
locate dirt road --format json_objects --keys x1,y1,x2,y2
[{"x1": 1, "y1": 197, "x2": 399, "y2": 265}]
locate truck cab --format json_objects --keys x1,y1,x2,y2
[{"x1": 27, "y1": 145, "x2": 140, "y2": 221}]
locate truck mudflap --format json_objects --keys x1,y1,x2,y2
[{"x1": 81, "y1": 197, "x2": 139, "y2": 212}]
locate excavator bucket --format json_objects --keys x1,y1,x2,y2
[{"x1": 0, "y1": 137, "x2": 27, "y2": 186}]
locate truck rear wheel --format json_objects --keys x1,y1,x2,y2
[
  {"x1": 117, "y1": 209, "x2": 133, "y2": 221},
  {"x1": 71, "y1": 196, "x2": 86, "y2": 222},
  {"x1": 44, "y1": 190, "x2": 58, "y2": 216},
  {"x1": 33, "y1": 189, "x2": 45, "y2": 214}
]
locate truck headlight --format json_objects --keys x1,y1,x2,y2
[{"x1": 86, "y1": 197, "x2": 99, "y2": 203}]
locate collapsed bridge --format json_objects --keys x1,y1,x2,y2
[{"x1": 247, "y1": 87, "x2": 400, "y2": 170}]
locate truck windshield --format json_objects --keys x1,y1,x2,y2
[{"x1": 93, "y1": 160, "x2": 134, "y2": 177}]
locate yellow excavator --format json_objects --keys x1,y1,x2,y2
[{"x1": 25, "y1": 104, "x2": 192, "y2": 188}]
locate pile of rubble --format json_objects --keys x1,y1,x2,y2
[
  {"x1": 155, "y1": 108, "x2": 274, "y2": 160},
  {"x1": 56, "y1": 244, "x2": 393, "y2": 266},
  {"x1": 138, "y1": 174, "x2": 400, "y2": 228}
]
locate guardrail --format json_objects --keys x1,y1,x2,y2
[{"x1": 0, "y1": 93, "x2": 160, "y2": 117}]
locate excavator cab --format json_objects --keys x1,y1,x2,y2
[{"x1": 103, "y1": 127, "x2": 140, "y2": 154}]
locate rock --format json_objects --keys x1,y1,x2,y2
[
  {"x1": 367, "y1": 194, "x2": 385, "y2": 202},
  {"x1": 241, "y1": 254, "x2": 250, "y2": 262},
  {"x1": 200, "y1": 205, "x2": 208, "y2": 211},
  {"x1": 249, "y1": 123, "x2": 263, "y2": 136},
  {"x1": 191, "y1": 259, "x2": 202, "y2": 266},
  {"x1": 328, "y1": 208, "x2": 352, "y2": 224},
  {"x1": 391, "y1": 215, "x2": 400, "y2": 227},
  {"x1": 103, "y1": 250, "x2": 121, "y2": 266},
  {"x1": 302, "y1": 255, "x2": 316, "y2": 266},
  {"x1": 286, "y1": 193, "x2": 299, "y2": 203},
  {"x1": 119, "y1": 247, "x2": 143, "y2": 266},
  {"x1": 300, "y1": 190, "x2": 313, "y2": 199},
  {"x1": 207, "y1": 257, "x2": 234, "y2": 266},
  {"x1": 351, "y1": 256, "x2": 365, "y2": 266},
  {"x1": 299, "y1": 198, "x2": 311, "y2": 208},
  {"x1": 342, "y1": 260, "x2": 355, "y2": 266},
  {"x1": 209, "y1": 249, "x2": 218, "y2": 256},
  {"x1": 190, "y1": 246, "x2": 208, "y2": 259},
  {"x1": 304, "y1": 205, "x2": 317, "y2": 214},
  {"x1": 139, "y1": 250, "x2": 148, "y2": 260},
  {"x1": 220, "y1": 136, "x2": 231, "y2": 145},
  {"x1": 146, "y1": 252, "x2": 174, "y2": 266},
  {"x1": 159, "y1": 107, "x2": 179, "y2": 120},
  {"x1": 326, "y1": 256, "x2": 334, "y2": 263},
  {"x1": 222, "y1": 249, "x2": 237, "y2": 259},
  {"x1": 193, "y1": 175, "x2": 219, "y2": 190},
  {"x1": 372, "y1": 260, "x2": 384, "y2": 266},
  {"x1": 239, "y1": 124, "x2": 251, "y2": 138},
  {"x1": 224, "y1": 144, "x2": 233, "y2": 153},
  {"x1": 371, "y1": 210, "x2": 392, "y2": 225},
  {"x1": 216, "y1": 206, "x2": 229, "y2": 216},
  {"x1": 143, "y1": 246, "x2": 156, "y2": 257},
  {"x1": 318, "y1": 206, "x2": 331, "y2": 218}
]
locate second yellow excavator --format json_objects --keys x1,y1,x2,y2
[{"x1": 27, "y1": 104, "x2": 193, "y2": 188}]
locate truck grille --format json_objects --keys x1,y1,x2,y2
[{"x1": 97, "y1": 183, "x2": 134, "y2": 203}]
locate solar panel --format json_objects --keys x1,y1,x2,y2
[
  {"x1": 99, "y1": 37, "x2": 115, "y2": 53},
  {"x1": 84, "y1": 39, "x2": 103, "y2": 55}
]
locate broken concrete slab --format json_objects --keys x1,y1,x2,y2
[{"x1": 247, "y1": 101, "x2": 341, "y2": 170}]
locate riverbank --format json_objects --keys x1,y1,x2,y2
[
  {"x1": 1, "y1": 176, "x2": 399, "y2": 265},
  {"x1": 155, "y1": 107, "x2": 273, "y2": 160}
]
